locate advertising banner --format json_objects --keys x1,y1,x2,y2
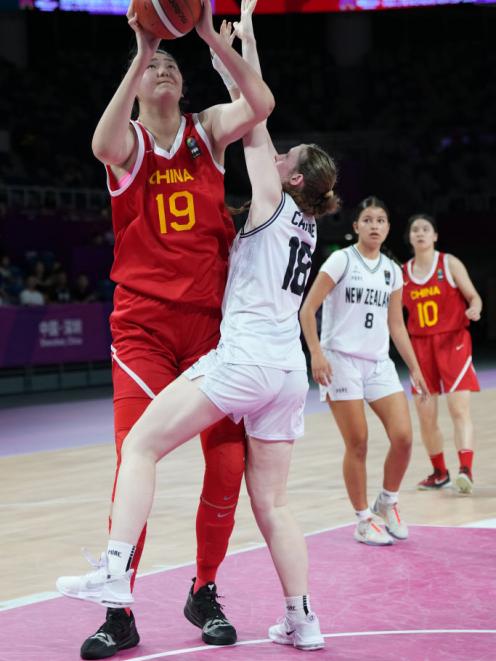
[{"x1": 0, "y1": 304, "x2": 113, "y2": 368}]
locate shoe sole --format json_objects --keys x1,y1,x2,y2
[
  {"x1": 81, "y1": 632, "x2": 140, "y2": 660},
  {"x1": 354, "y1": 534, "x2": 394, "y2": 546},
  {"x1": 269, "y1": 634, "x2": 325, "y2": 650},
  {"x1": 417, "y1": 481, "x2": 452, "y2": 490},
  {"x1": 295, "y1": 637, "x2": 325, "y2": 651},
  {"x1": 57, "y1": 588, "x2": 134, "y2": 608},
  {"x1": 417, "y1": 481, "x2": 451, "y2": 491},
  {"x1": 385, "y1": 526, "x2": 408, "y2": 541},
  {"x1": 202, "y1": 631, "x2": 237, "y2": 646},
  {"x1": 455, "y1": 473, "x2": 473, "y2": 494},
  {"x1": 184, "y1": 603, "x2": 237, "y2": 646}
]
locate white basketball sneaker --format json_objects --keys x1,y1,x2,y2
[
  {"x1": 354, "y1": 518, "x2": 394, "y2": 546},
  {"x1": 268, "y1": 612, "x2": 325, "y2": 651},
  {"x1": 372, "y1": 495, "x2": 409, "y2": 540},
  {"x1": 56, "y1": 550, "x2": 134, "y2": 607}
]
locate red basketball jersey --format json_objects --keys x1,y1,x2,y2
[
  {"x1": 106, "y1": 114, "x2": 235, "y2": 310},
  {"x1": 402, "y1": 252, "x2": 468, "y2": 336}
]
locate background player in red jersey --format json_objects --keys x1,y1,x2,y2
[
  {"x1": 77, "y1": 2, "x2": 275, "y2": 659},
  {"x1": 402, "y1": 214, "x2": 482, "y2": 495}
]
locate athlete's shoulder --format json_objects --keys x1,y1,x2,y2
[{"x1": 389, "y1": 261, "x2": 403, "y2": 290}]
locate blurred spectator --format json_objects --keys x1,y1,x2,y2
[
  {"x1": 49, "y1": 270, "x2": 72, "y2": 303},
  {"x1": 71, "y1": 273, "x2": 97, "y2": 303},
  {"x1": 0, "y1": 254, "x2": 24, "y2": 301},
  {"x1": 30, "y1": 259, "x2": 53, "y2": 296},
  {"x1": 19, "y1": 275, "x2": 44, "y2": 306},
  {"x1": 0, "y1": 254, "x2": 15, "y2": 283},
  {"x1": 0, "y1": 283, "x2": 8, "y2": 305}
]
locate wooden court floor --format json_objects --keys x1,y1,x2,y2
[{"x1": 2, "y1": 389, "x2": 495, "y2": 603}]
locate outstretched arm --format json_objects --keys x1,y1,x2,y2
[
  {"x1": 92, "y1": 9, "x2": 159, "y2": 168},
  {"x1": 235, "y1": 0, "x2": 277, "y2": 159},
  {"x1": 197, "y1": 0, "x2": 274, "y2": 152},
  {"x1": 217, "y1": 0, "x2": 281, "y2": 225}
]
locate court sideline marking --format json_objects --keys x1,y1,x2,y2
[{"x1": 1, "y1": 520, "x2": 494, "y2": 612}]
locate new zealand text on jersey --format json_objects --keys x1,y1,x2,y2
[
  {"x1": 291, "y1": 211, "x2": 316, "y2": 238},
  {"x1": 345, "y1": 287, "x2": 390, "y2": 308},
  {"x1": 149, "y1": 169, "x2": 194, "y2": 185}
]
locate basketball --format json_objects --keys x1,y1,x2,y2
[{"x1": 133, "y1": 0, "x2": 203, "y2": 40}]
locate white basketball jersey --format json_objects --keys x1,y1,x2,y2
[
  {"x1": 220, "y1": 193, "x2": 316, "y2": 370},
  {"x1": 320, "y1": 245, "x2": 402, "y2": 361}
]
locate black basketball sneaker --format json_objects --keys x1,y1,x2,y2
[
  {"x1": 80, "y1": 608, "x2": 140, "y2": 660},
  {"x1": 183, "y1": 578, "x2": 237, "y2": 646}
]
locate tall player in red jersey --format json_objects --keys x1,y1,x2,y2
[
  {"x1": 77, "y1": 3, "x2": 274, "y2": 659},
  {"x1": 402, "y1": 214, "x2": 482, "y2": 495}
]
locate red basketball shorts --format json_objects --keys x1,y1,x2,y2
[
  {"x1": 111, "y1": 285, "x2": 223, "y2": 399},
  {"x1": 410, "y1": 328, "x2": 480, "y2": 395},
  {"x1": 109, "y1": 285, "x2": 245, "y2": 451}
]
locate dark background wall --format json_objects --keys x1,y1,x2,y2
[{"x1": 1, "y1": 5, "x2": 495, "y2": 347}]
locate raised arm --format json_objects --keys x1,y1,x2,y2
[
  {"x1": 235, "y1": 0, "x2": 277, "y2": 158},
  {"x1": 213, "y1": 0, "x2": 281, "y2": 224},
  {"x1": 447, "y1": 255, "x2": 482, "y2": 321},
  {"x1": 196, "y1": 0, "x2": 274, "y2": 152},
  {"x1": 92, "y1": 10, "x2": 159, "y2": 168}
]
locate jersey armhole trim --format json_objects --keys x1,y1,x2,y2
[
  {"x1": 444, "y1": 253, "x2": 457, "y2": 288},
  {"x1": 391, "y1": 261, "x2": 403, "y2": 291},
  {"x1": 240, "y1": 193, "x2": 285, "y2": 238},
  {"x1": 192, "y1": 113, "x2": 225, "y2": 174},
  {"x1": 106, "y1": 121, "x2": 145, "y2": 198}
]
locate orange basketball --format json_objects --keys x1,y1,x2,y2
[{"x1": 133, "y1": 0, "x2": 203, "y2": 40}]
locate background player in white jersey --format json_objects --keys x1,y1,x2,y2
[
  {"x1": 57, "y1": 1, "x2": 338, "y2": 650},
  {"x1": 300, "y1": 196, "x2": 429, "y2": 546}
]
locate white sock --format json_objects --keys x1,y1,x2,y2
[
  {"x1": 285, "y1": 595, "x2": 311, "y2": 620},
  {"x1": 106, "y1": 540, "x2": 135, "y2": 576},
  {"x1": 355, "y1": 507, "x2": 372, "y2": 521},
  {"x1": 380, "y1": 489, "x2": 399, "y2": 505}
]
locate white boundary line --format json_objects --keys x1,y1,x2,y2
[
  {"x1": 1, "y1": 521, "x2": 494, "y2": 612},
  {"x1": 128, "y1": 629, "x2": 496, "y2": 660}
]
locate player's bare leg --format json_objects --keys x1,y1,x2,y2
[
  {"x1": 414, "y1": 394, "x2": 451, "y2": 490},
  {"x1": 57, "y1": 377, "x2": 226, "y2": 606},
  {"x1": 329, "y1": 399, "x2": 392, "y2": 545},
  {"x1": 245, "y1": 436, "x2": 324, "y2": 650},
  {"x1": 447, "y1": 390, "x2": 475, "y2": 493},
  {"x1": 369, "y1": 392, "x2": 411, "y2": 540}
]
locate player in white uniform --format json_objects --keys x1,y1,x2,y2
[
  {"x1": 300, "y1": 197, "x2": 429, "y2": 546},
  {"x1": 56, "y1": 1, "x2": 338, "y2": 651}
]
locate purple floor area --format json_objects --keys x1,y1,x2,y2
[
  {"x1": 0, "y1": 397, "x2": 114, "y2": 456},
  {"x1": 1, "y1": 367, "x2": 495, "y2": 457},
  {"x1": 2, "y1": 525, "x2": 495, "y2": 661}
]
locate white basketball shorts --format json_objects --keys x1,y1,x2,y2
[
  {"x1": 183, "y1": 347, "x2": 308, "y2": 440},
  {"x1": 319, "y1": 349, "x2": 403, "y2": 403}
]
